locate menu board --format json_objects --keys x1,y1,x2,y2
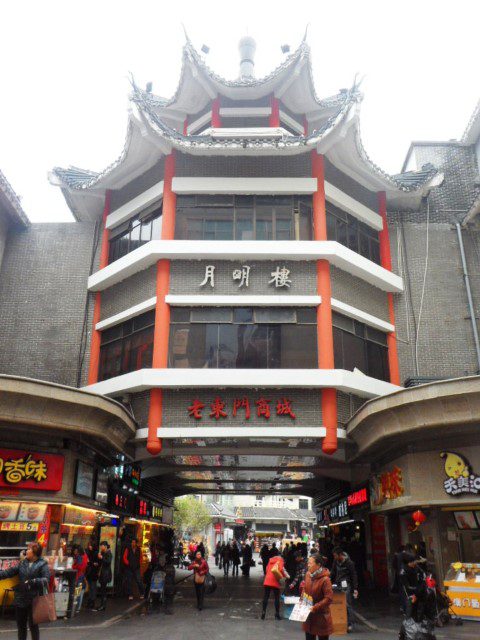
[
  {"x1": 17, "y1": 503, "x2": 47, "y2": 523},
  {"x1": 74, "y1": 461, "x2": 94, "y2": 498},
  {"x1": 0, "y1": 502, "x2": 20, "y2": 521},
  {"x1": 64, "y1": 506, "x2": 97, "y2": 527},
  {"x1": 1, "y1": 521, "x2": 39, "y2": 532},
  {"x1": 95, "y1": 470, "x2": 109, "y2": 505}
]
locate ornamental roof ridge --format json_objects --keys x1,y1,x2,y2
[
  {"x1": 462, "y1": 98, "x2": 480, "y2": 144},
  {"x1": 0, "y1": 168, "x2": 29, "y2": 227}
]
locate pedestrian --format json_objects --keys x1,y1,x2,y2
[
  {"x1": 391, "y1": 545, "x2": 406, "y2": 609},
  {"x1": 214, "y1": 541, "x2": 222, "y2": 566},
  {"x1": 94, "y1": 540, "x2": 112, "y2": 612},
  {"x1": 222, "y1": 542, "x2": 231, "y2": 576},
  {"x1": 260, "y1": 543, "x2": 270, "y2": 575},
  {"x1": 0, "y1": 541, "x2": 50, "y2": 640},
  {"x1": 197, "y1": 540, "x2": 206, "y2": 559},
  {"x1": 231, "y1": 541, "x2": 240, "y2": 577},
  {"x1": 288, "y1": 551, "x2": 307, "y2": 596},
  {"x1": 330, "y1": 546, "x2": 358, "y2": 633},
  {"x1": 302, "y1": 553, "x2": 334, "y2": 640},
  {"x1": 72, "y1": 545, "x2": 88, "y2": 612},
  {"x1": 261, "y1": 548, "x2": 289, "y2": 620},
  {"x1": 85, "y1": 542, "x2": 100, "y2": 608},
  {"x1": 218, "y1": 542, "x2": 225, "y2": 570},
  {"x1": 122, "y1": 539, "x2": 144, "y2": 600},
  {"x1": 242, "y1": 541, "x2": 253, "y2": 577},
  {"x1": 269, "y1": 542, "x2": 278, "y2": 559},
  {"x1": 188, "y1": 551, "x2": 209, "y2": 611}
]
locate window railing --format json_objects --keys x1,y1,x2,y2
[
  {"x1": 326, "y1": 201, "x2": 380, "y2": 264},
  {"x1": 175, "y1": 195, "x2": 313, "y2": 241}
]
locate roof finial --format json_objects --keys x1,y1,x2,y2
[
  {"x1": 238, "y1": 35, "x2": 256, "y2": 79},
  {"x1": 302, "y1": 24, "x2": 310, "y2": 43}
]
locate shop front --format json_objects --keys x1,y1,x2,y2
[{"x1": 369, "y1": 446, "x2": 480, "y2": 620}]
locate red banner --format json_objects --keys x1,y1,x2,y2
[{"x1": 0, "y1": 449, "x2": 64, "y2": 491}]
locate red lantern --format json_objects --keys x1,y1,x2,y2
[{"x1": 412, "y1": 510, "x2": 427, "y2": 527}]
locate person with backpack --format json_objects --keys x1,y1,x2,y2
[
  {"x1": 188, "y1": 551, "x2": 209, "y2": 611},
  {"x1": 261, "y1": 548, "x2": 289, "y2": 620}
]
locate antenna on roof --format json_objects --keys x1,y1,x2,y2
[{"x1": 238, "y1": 35, "x2": 256, "y2": 79}]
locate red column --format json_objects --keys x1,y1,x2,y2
[
  {"x1": 146, "y1": 152, "x2": 176, "y2": 455},
  {"x1": 87, "y1": 190, "x2": 111, "y2": 385},
  {"x1": 312, "y1": 151, "x2": 337, "y2": 455},
  {"x1": 378, "y1": 191, "x2": 401, "y2": 386},
  {"x1": 183, "y1": 118, "x2": 188, "y2": 136},
  {"x1": 269, "y1": 96, "x2": 280, "y2": 127},
  {"x1": 303, "y1": 115, "x2": 308, "y2": 136},
  {"x1": 211, "y1": 98, "x2": 221, "y2": 128}
]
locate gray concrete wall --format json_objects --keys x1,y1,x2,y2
[
  {"x1": 100, "y1": 265, "x2": 157, "y2": 320},
  {"x1": 0, "y1": 222, "x2": 96, "y2": 386},
  {"x1": 175, "y1": 153, "x2": 311, "y2": 177},
  {"x1": 0, "y1": 215, "x2": 9, "y2": 271},
  {"x1": 330, "y1": 266, "x2": 390, "y2": 322}
]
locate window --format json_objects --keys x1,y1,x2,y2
[
  {"x1": 175, "y1": 195, "x2": 313, "y2": 241},
  {"x1": 168, "y1": 307, "x2": 318, "y2": 369},
  {"x1": 108, "y1": 204, "x2": 162, "y2": 264},
  {"x1": 332, "y1": 313, "x2": 389, "y2": 381},
  {"x1": 326, "y1": 201, "x2": 380, "y2": 264},
  {"x1": 298, "y1": 499, "x2": 309, "y2": 510},
  {"x1": 99, "y1": 311, "x2": 155, "y2": 381}
]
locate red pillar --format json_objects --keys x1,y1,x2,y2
[
  {"x1": 303, "y1": 115, "x2": 308, "y2": 136},
  {"x1": 378, "y1": 191, "x2": 401, "y2": 386},
  {"x1": 146, "y1": 152, "x2": 176, "y2": 455},
  {"x1": 269, "y1": 96, "x2": 280, "y2": 127},
  {"x1": 183, "y1": 118, "x2": 188, "y2": 136},
  {"x1": 312, "y1": 151, "x2": 337, "y2": 455},
  {"x1": 211, "y1": 98, "x2": 221, "y2": 128},
  {"x1": 87, "y1": 190, "x2": 111, "y2": 385}
]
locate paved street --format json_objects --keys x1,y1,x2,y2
[{"x1": 1, "y1": 559, "x2": 478, "y2": 640}]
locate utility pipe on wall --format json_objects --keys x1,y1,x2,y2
[{"x1": 455, "y1": 223, "x2": 480, "y2": 373}]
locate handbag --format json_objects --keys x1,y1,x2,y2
[
  {"x1": 32, "y1": 585, "x2": 56, "y2": 625},
  {"x1": 271, "y1": 562, "x2": 284, "y2": 582}
]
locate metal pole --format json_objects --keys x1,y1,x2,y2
[{"x1": 455, "y1": 223, "x2": 480, "y2": 373}]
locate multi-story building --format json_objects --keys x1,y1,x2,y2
[{"x1": 1, "y1": 35, "x2": 480, "y2": 591}]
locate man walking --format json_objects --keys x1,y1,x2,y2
[
  {"x1": 122, "y1": 539, "x2": 144, "y2": 600},
  {"x1": 330, "y1": 546, "x2": 358, "y2": 633}
]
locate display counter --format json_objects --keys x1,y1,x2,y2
[{"x1": 444, "y1": 562, "x2": 480, "y2": 620}]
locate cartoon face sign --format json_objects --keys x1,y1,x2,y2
[{"x1": 441, "y1": 452, "x2": 470, "y2": 479}]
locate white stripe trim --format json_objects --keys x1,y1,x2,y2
[
  {"x1": 87, "y1": 240, "x2": 404, "y2": 293},
  {"x1": 279, "y1": 110, "x2": 305, "y2": 134},
  {"x1": 172, "y1": 177, "x2": 317, "y2": 195},
  {"x1": 324, "y1": 181, "x2": 383, "y2": 231},
  {"x1": 84, "y1": 368, "x2": 400, "y2": 399},
  {"x1": 134, "y1": 427, "x2": 347, "y2": 440},
  {"x1": 330, "y1": 299, "x2": 394, "y2": 333},
  {"x1": 106, "y1": 181, "x2": 164, "y2": 230},
  {"x1": 95, "y1": 297, "x2": 157, "y2": 331},
  {"x1": 186, "y1": 111, "x2": 212, "y2": 135},
  {"x1": 165, "y1": 295, "x2": 321, "y2": 307},
  {"x1": 219, "y1": 107, "x2": 272, "y2": 117}
]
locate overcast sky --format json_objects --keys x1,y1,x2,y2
[{"x1": 1, "y1": 0, "x2": 478, "y2": 222}]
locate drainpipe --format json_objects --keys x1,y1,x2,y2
[{"x1": 455, "y1": 223, "x2": 480, "y2": 373}]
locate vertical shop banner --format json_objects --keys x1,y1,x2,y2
[
  {"x1": 36, "y1": 505, "x2": 51, "y2": 548},
  {"x1": 370, "y1": 514, "x2": 388, "y2": 588}
]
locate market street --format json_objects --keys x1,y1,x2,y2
[{"x1": 0, "y1": 561, "x2": 477, "y2": 640}]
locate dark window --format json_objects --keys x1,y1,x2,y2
[
  {"x1": 175, "y1": 195, "x2": 313, "y2": 241},
  {"x1": 298, "y1": 499, "x2": 309, "y2": 510},
  {"x1": 332, "y1": 313, "x2": 389, "y2": 381},
  {"x1": 108, "y1": 205, "x2": 162, "y2": 264},
  {"x1": 99, "y1": 311, "x2": 155, "y2": 381},
  {"x1": 168, "y1": 307, "x2": 318, "y2": 369},
  {"x1": 326, "y1": 202, "x2": 381, "y2": 265}
]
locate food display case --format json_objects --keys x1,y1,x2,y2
[{"x1": 444, "y1": 562, "x2": 480, "y2": 620}]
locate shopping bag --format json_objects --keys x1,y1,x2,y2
[
  {"x1": 32, "y1": 586, "x2": 57, "y2": 624},
  {"x1": 204, "y1": 573, "x2": 217, "y2": 595},
  {"x1": 271, "y1": 562, "x2": 283, "y2": 581}
]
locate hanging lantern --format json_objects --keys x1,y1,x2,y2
[{"x1": 412, "y1": 510, "x2": 427, "y2": 527}]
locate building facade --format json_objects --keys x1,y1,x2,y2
[{"x1": 1, "y1": 35, "x2": 480, "y2": 593}]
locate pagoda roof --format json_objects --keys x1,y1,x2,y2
[
  {"x1": 0, "y1": 169, "x2": 29, "y2": 227},
  {"x1": 50, "y1": 38, "x2": 441, "y2": 221}
]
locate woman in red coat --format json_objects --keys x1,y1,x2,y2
[
  {"x1": 188, "y1": 551, "x2": 209, "y2": 611},
  {"x1": 261, "y1": 549, "x2": 289, "y2": 620},
  {"x1": 302, "y1": 554, "x2": 334, "y2": 640}
]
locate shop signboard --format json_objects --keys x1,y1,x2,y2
[
  {"x1": 64, "y1": 506, "x2": 97, "y2": 526},
  {"x1": 440, "y1": 452, "x2": 480, "y2": 497},
  {"x1": 0, "y1": 521, "x2": 39, "y2": 531},
  {"x1": 0, "y1": 449, "x2": 64, "y2": 491},
  {"x1": 74, "y1": 461, "x2": 95, "y2": 498},
  {"x1": 0, "y1": 502, "x2": 19, "y2": 521},
  {"x1": 151, "y1": 505, "x2": 163, "y2": 522},
  {"x1": 17, "y1": 503, "x2": 47, "y2": 523},
  {"x1": 113, "y1": 463, "x2": 141, "y2": 489},
  {"x1": 95, "y1": 470, "x2": 109, "y2": 505},
  {"x1": 162, "y1": 506, "x2": 174, "y2": 526},
  {"x1": 108, "y1": 487, "x2": 136, "y2": 516},
  {"x1": 187, "y1": 395, "x2": 297, "y2": 421},
  {"x1": 347, "y1": 487, "x2": 369, "y2": 508},
  {"x1": 136, "y1": 498, "x2": 151, "y2": 519},
  {"x1": 370, "y1": 466, "x2": 404, "y2": 507}
]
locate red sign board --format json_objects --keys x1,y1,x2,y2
[
  {"x1": 188, "y1": 396, "x2": 296, "y2": 421},
  {"x1": 347, "y1": 487, "x2": 368, "y2": 507},
  {"x1": 370, "y1": 514, "x2": 388, "y2": 588},
  {"x1": 214, "y1": 523, "x2": 222, "y2": 532},
  {"x1": 0, "y1": 449, "x2": 64, "y2": 491}
]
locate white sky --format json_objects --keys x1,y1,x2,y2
[{"x1": 1, "y1": 0, "x2": 478, "y2": 222}]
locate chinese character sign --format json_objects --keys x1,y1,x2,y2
[
  {"x1": 198, "y1": 264, "x2": 293, "y2": 289},
  {"x1": 187, "y1": 395, "x2": 297, "y2": 421},
  {"x1": 441, "y1": 452, "x2": 480, "y2": 496},
  {"x1": 0, "y1": 449, "x2": 64, "y2": 491},
  {"x1": 370, "y1": 466, "x2": 404, "y2": 507}
]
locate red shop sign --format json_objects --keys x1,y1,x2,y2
[
  {"x1": 0, "y1": 449, "x2": 64, "y2": 492},
  {"x1": 214, "y1": 523, "x2": 222, "y2": 532},
  {"x1": 347, "y1": 487, "x2": 368, "y2": 508}
]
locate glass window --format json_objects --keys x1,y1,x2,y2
[
  {"x1": 256, "y1": 206, "x2": 273, "y2": 240},
  {"x1": 170, "y1": 308, "x2": 190, "y2": 323},
  {"x1": 108, "y1": 207, "x2": 162, "y2": 264},
  {"x1": 233, "y1": 308, "x2": 253, "y2": 323},
  {"x1": 326, "y1": 204, "x2": 380, "y2": 264},
  {"x1": 343, "y1": 333, "x2": 367, "y2": 374},
  {"x1": 191, "y1": 308, "x2": 232, "y2": 323},
  {"x1": 236, "y1": 209, "x2": 254, "y2": 240},
  {"x1": 298, "y1": 202, "x2": 313, "y2": 240},
  {"x1": 277, "y1": 325, "x2": 317, "y2": 368},
  {"x1": 254, "y1": 308, "x2": 296, "y2": 324},
  {"x1": 296, "y1": 308, "x2": 317, "y2": 324}
]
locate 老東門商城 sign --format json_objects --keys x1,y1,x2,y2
[{"x1": 0, "y1": 449, "x2": 64, "y2": 491}]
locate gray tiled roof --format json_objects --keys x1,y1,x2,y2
[
  {"x1": 0, "y1": 169, "x2": 29, "y2": 227},
  {"x1": 238, "y1": 506, "x2": 315, "y2": 521}
]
